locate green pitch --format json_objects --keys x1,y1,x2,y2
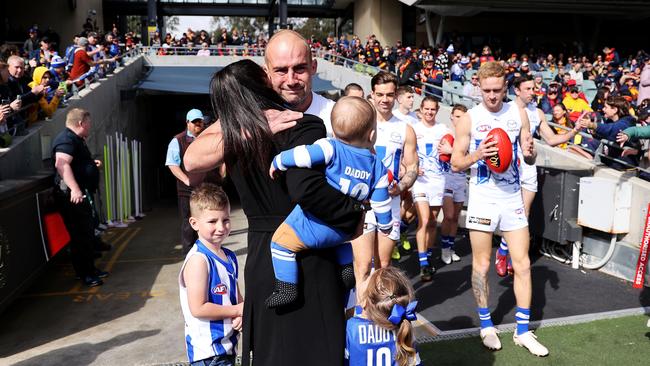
[{"x1": 418, "y1": 315, "x2": 650, "y2": 365}]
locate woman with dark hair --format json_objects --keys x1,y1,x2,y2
[
  {"x1": 197, "y1": 59, "x2": 364, "y2": 366},
  {"x1": 581, "y1": 96, "x2": 639, "y2": 168},
  {"x1": 550, "y1": 103, "x2": 577, "y2": 149},
  {"x1": 591, "y1": 87, "x2": 610, "y2": 114}
]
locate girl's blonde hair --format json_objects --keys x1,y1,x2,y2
[{"x1": 363, "y1": 267, "x2": 417, "y2": 366}]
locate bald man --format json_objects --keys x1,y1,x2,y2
[{"x1": 184, "y1": 30, "x2": 364, "y2": 366}]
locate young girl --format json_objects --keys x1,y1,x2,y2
[{"x1": 346, "y1": 267, "x2": 421, "y2": 366}]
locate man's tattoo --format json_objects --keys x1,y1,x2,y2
[
  {"x1": 471, "y1": 269, "x2": 489, "y2": 307},
  {"x1": 398, "y1": 170, "x2": 418, "y2": 191}
]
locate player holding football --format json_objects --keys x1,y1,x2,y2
[{"x1": 451, "y1": 62, "x2": 549, "y2": 357}]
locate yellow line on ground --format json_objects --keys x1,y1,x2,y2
[
  {"x1": 103, "y1": 227, "x2": 141, "y2": 273},
  {"x1": 88, "y1": 227, "x2": 140, "y2": 294},
  {"x1": 20, "y1": 290, "x2": 95, "y2": 298},
  {"x1": 97, "y1": 257, "x2": 184, "y2": 264},
  {"x1": 66, "y1": 228, "x2": 133, "y2": 294}
]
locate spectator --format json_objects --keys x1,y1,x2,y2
[
  {"x1": 539, "y1": 83, "x2": 561, "y2": 114},
  {"x1": 436, "y1": 44, "x2": 452, "y2": 79},
  {"x1": 450, "y1": 56, "x2": 467, "y2": 82},
  {"x1": 23, "y1": 28, "x2": 40, "y2": 59},
  {"x1": 462, "y1": 72, "x2": 481, "y2": 100},
  {"x1": 591, "y1": 87, "x2": 610, "y2": 114},
  {"x1": 6, "y1": 55, "x2": 43, "y2": 130},
  {"x1": 69, "y1": 37, "x2": 116, "y2": 87},
  {"x1": 562, "y1": 86, "x2": 592, "y2": 118},
  {"x1": 196, "y1": 43, "x2": 211, "y2": 57},
  {"x1": 532, "y1": 72, "x2": 548, "y2": 102},
  {"x1": 550, "y1": 103, "x2": 579, "y2": 149},
  {"x1": 64, "y1": 35, "x2": 80, "y2": 72},
  {"x1": 636, "y1": 58, "x2": 650, "y2": 102},
  {"x1": 52, "y1": 108, "x2": 108, "y2": 287},
  {"x1": 582, "y1": 96, "x2": 638, "y2": 167},
  {"x1": 27, "y1": 66, "x2": 64, "y2": 121},
  {"x1": 569, "y1": 63, "x2": 584, "y2": 86},
  {"x1": 343, "y1": 83, "x2": 364, "y2": 98},
  {"x1": 240, "y1": 29, "x2": 252, "y2": 46},
  {"x1": 419, "y1": 55, "x2": 443, "y2": 100},
  {"x1": 603, "y1": 46, "x2": 620, "y2": 65}
]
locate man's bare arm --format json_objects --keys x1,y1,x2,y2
[
  {"x1": 519, "y1": 108, "x2": 537, "y2": 165},
  {"x1": 537, "y1": 110, "x2": 582, "y2": 147},
  {"x1": 184, "y1": 122, "x2": 224, "y2": 173},
  {"x1": 184, "y1": 110, "x2": 301, "y2": 173},
  {"x1": 168, "y1": 165, "x2": 190, "y2": 186}
]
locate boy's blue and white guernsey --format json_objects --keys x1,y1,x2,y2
[
  {"x1": 270, "y1": 137, "x2": 393, "y2": 285},
  {"x1": 179, "y1": 240, "x2": 239, "y2": 363},
  {"x1": 345, "y1": 307, "x2": 422, "y2": 366}
]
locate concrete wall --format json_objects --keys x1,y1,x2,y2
[
  {"x1": 354, "y1": 0, "x2": 403, "y2": 48},
  {"x1": 6, "y1": 0, "x2": 103, "y2": 50},
  {"x1": 0, "y1": 54, "x2": 144, "y2": 189}
]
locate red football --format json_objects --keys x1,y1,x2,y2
[
  {"x1": 485, "y1": 128, "x2": 512, "y2": 174},
  {"x1": 439, "y1": 134, "x2": 454, "y2": 162}
]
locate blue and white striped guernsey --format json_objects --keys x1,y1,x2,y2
[
  {"x1": 345, "y1": 307, "x2": 422, "y2": 366},
  {"x1": 179, "y1": 240, "x2": 239, "y2": 363},
  {"x1": 272, "y1": 138, "x2": 392, "y2": 231}
]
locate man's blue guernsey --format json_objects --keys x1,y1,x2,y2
[
  {"x1": 272, "y1": 138, "x2": 392, "y2": 231},
  {"x1": 345, "y1": 308, "x2": 422, "y2": 366}
]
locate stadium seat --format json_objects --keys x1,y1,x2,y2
[{"x1": 444, "y1": 81, "x2": 463, "y2": 106}]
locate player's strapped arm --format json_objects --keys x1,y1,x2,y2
[
  {"x1": 537, "y1": 110, "x2": 582, "y2": 146},
  {"x1": 369, "y1": 171, "x2": 393, "y2": 234},
  {"x1": 519, "y1": 107, "x2": 537, "y2": 165},
  {"x1": 396, "y1": 124, "x2": 419, "y2": 193},
  {"x1": 272, "y1": 138, "x2": 333, "y2": 171}
]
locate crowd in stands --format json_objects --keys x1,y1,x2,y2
[
  {"x1": 0, "y1": 23, "x2": 136, "y2": 147},
  {"x1": 317, "y1": 34, "x2": 650, "y2": 176},
  {"x1": 151, "y1": 27, "x2": 267, "y2": 56}
]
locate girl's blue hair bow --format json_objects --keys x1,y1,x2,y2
[{"x1": 388, "y1": 300, "x2": 418, "y2": 325}]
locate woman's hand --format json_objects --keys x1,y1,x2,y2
[
  {"x1": 616, "y1": 132, "x2": 629, "y2": 147},
  {"x1": 264, "y1": 109, "x2": 302, "y2": 134}
]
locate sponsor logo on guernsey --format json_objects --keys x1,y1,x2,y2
[
  {"x1": 390, "y1": 132, "x2": 402, "y2": 143},
  {"x1": 476, "y1": 124, "x2": 490, "y2": 133},
  {"x1": 515, "y1": 208, "x2": 524, "y2": 215},
  {"x1": 212, "y1": 284, "x2": 228, "y2": 295},
  {"x1": 344, "y1": 166, "x2": 371, "y2": 180},
  {"x1": 468, "y1": 216, "x2": 492, "y2": 226},
  {"x1": 507, "y1": 119, "x2": 518, "y2": 131}
]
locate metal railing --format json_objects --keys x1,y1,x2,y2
[
  {"x1": 140, "y1": 45, "x2": 265, "y2": 56},
  {"x1": 313, "y1": 48, "x2": 481, "y2": 106},
  {"x1": 545, "y1": 119, "x2": 650, "y2": 176}
]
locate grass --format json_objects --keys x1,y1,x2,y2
[{"x1": 418, "y1": 315, "x2": 650, "y2": 366}]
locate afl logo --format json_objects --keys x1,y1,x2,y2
[
  {"x1": 476, "y1": 124, "x2": 490, "y2": 133},
  {"x1": 515, "y1": 208, "x2": 524, "y2": 215},
  {"x1": 212, "y1": 284, "x2": 228, "y2": 295},
  {"x1": 416, "y1": 133, "x2": 424, "y2": 140},
  {"x1": 506, "y1": 119, "x2": 517, "y2": 131},
  {"x1": 390, "y1": 132, "x2": 402, "y2": 143}
]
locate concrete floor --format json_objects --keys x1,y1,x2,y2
[
  {"x1": 1, "y1": 201, "x2": 648, "y2": 365},
  {"x1": 0, "y1": 202, "x2": 248, "y2": 366}
]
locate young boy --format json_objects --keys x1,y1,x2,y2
[
  {"x1": 179, "y1": 183, "x2": 243, "y2": 366},
  {"x1": 266, "y1": 96, "x2": 394, "y2": 308}
]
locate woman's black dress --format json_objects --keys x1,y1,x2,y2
[{"x1": 230, "y1": 115, "x2": 363, "y2": 366}]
